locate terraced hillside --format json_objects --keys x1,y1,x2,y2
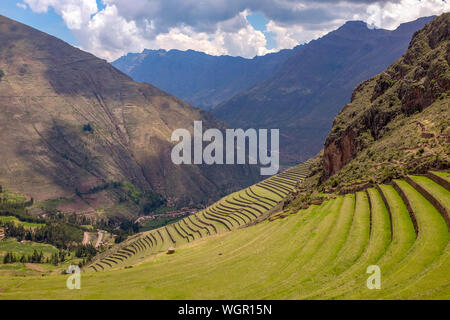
[
  {"x1": 1, "y1": 170, "x2": 448, "y2": 299},
  {"x1": 87, "y1": 161, "x2": 312, "y2": 271}
]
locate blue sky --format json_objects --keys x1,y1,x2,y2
[
  {"x1": 0, "y1": 1, "x2": 78, "y2": 45},
  {"x1": 0, "y1": 1, "x2": 448, "y2": 60},
  {"x1": 246, "y1": 12, "x2": 277, "y2": 50}
]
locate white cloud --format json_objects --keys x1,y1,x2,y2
[
  {"x1": 266, "y1": 20, "x2": 340, "y2": 49},
  {"x1": 23, "y1": 0, "x2": 450, "y2": 61},
  {"x1": 74, "y1": 4, "x2": 146, "y2": 60},
  {"x1": 24, "y1": 0, "x2": 98, "y2": 29},
  {"x1": 72, "y1": 5, "x2": 271, "y2": 61},
  {"x1": 265, "y1": 0, "x2": 449, "y2": 52},
  {"x1": 16, "y1": 2, "x2": 28, "y2": 10},
  {"x1": 364, "y1": 0, "x2": 450, "y2": 29}
]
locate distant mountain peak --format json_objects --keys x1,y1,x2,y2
[
  {"x1": 341, "y1": 20, "x2": 369, "y2": 29},
  {"x1": 330, "y1": 20, "x2": 385, "y2": 39},
  {"x1": 112, "y1": 43, "x2": 297, "y2": 109}
]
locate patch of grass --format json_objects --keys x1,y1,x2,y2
[
  {"x1": 39, "y1": 197, "x2": 74, "y2": 211},
  {"x1": 139, "y1": 215, "x2": 187, "y2": 232},
  {"x1": 0, "y1": 238, "x2": 58, "y2": 259},
  {"x1": 409, "y1": 175, "x2": 450, "y2": 210},
  {"x1": 431, "y1": 171, "x2": 450, "y2": 183},
  {"x1": 0, "y1": 216, "x2": 44, "y2": 228}
]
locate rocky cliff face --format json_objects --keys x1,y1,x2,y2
[
  {"x1": 323, "y1": 129, "x2": 358, "y2": 177},
  {"x1": 323, "y1": 13, "x2": 450, "y2": 178},
  {"x1": 0, "y1": 15, "x2": 259, "y2": 217}
]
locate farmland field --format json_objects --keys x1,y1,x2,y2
[
  {"x1": 0, "y1": 216, "x2": 44, "y2": 228},
  {"x1": 0, "y1": 239, "x2": 58, "y2": 258}
]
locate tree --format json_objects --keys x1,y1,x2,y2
[
  {"x1": 3, "y1": 252, "x2": 17, "y2": 264},
  {"x1": 51, "y1": 252, "x2": 59, "y2": 265},
  {"x1": 3, "y1": 252, "x2": 10, "y2": 264},
  {"x1": 83, "y1": 123, "x2": 93, "y2": 133},
  {"x1": 31, "y1": 250, "x2": 39, "y2": 263},
  {"x1": 75, "y1": 244, "x2": 96, "y2": 258},
  {"x1": 59, "y1": 250, "x2": 66, "y2": 262}
]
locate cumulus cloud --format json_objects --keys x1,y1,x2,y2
[
  {"x1": 363, "y1": 0, "x2": 449, "y2": 29},
  {"x1": 23, "y1": 0, "x2": 450, "y2": 60},
  {"x1": 71, "y1": 6, "x2": 272, "y2": 61},
  {"x1": 24, "y1": 0, "x2": 98, "y2": 29}
]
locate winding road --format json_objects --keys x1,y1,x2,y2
[
  {"x1": 82, "y1": 232, "x2": 89, "y2": 245},
  {"x1": 95, "y1": 231, "x2": 103, "y2": 248}
]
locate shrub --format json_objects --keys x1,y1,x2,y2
[
  {"x1": 83, "y1": 123, "x2": 93, "y2": 133},
  {"x1": 381, "y1": 167, "x2": 395, "y2": 183},
  {"x1": 331, "y1": 179, "x2": 338, "y2": 188}
]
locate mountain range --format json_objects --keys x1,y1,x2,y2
[
  {"x1": 213, "y1": 17, "x2": 435, "y2": 163},
  {"x1": 112, "y1": 47, "x2": 296, "y2": 110},
  {"x1": 113, "y1": 17, "x2": 434, "y2": 164}
]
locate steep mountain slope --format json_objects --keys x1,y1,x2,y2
[
  {"x1": 112, "y1": 48, "x2": 295, "y2": 110},
  {"x1": 213, "y1": 17, "x2": 434, "y2": 163},
  {"x1": 0, "y1": 15, "x2": 259, "y2": 217},
  {"x1": 321, "y1": 12, "x2": 449, "y2": 187},
  {"x1": 284, "y1": 13, "x2": 449, "y2": 204}
]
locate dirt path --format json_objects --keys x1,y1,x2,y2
[
  {"x1": 82, "y1": 231, "x2": 89, "y2": 245},
  {"x1": 95, "y1": 231, "x2": 103, "y2": 248}
]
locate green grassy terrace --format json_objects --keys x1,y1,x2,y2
[{"x1": 0, "y1": 166, "x2": 448, "y2": 299}]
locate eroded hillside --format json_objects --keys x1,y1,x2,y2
[{"x1": 0, "y1": 15, "x2": 259, "y2": 217}]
